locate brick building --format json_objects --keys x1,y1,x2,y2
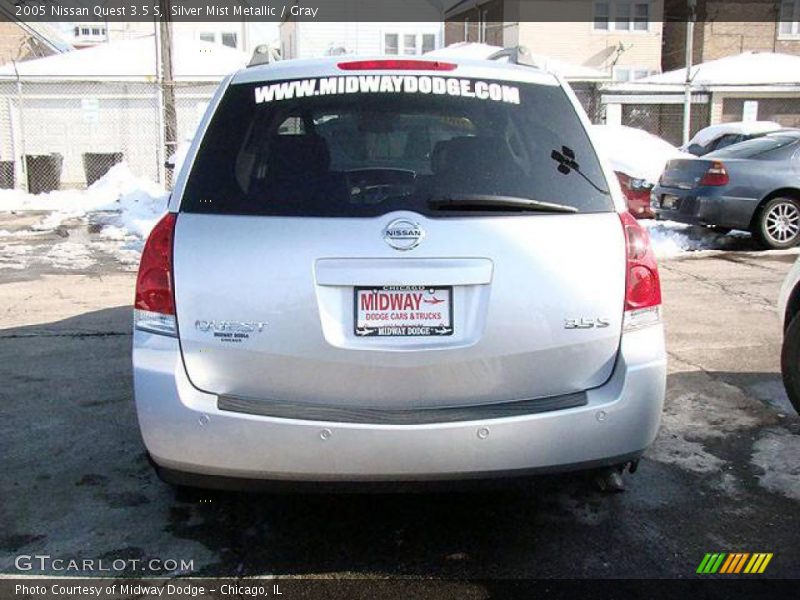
[
  {"x1": 662, "y1": 0, "x2": 800, "y2": 70},
  {"x1": 445, "y1": 0, "x2": 664, "y2": 80}
]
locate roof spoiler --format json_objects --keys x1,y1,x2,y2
[
  {"x1": 486, "y1": 46, "x2": 544, "y2": 70},
  {"x1": 248, "y1": 44, "x2": 281, "y2": 67}
]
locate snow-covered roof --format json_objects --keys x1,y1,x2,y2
[
  {"x1": 426, "y1": 42, "x2": 610, "y2": 81},
  {"x1": 687, "y1": 121, "x2": 782, "y2": 148},
  {"x1": 604, "y1": 52, "x2": 800, "y2": 92},
  {"x1": 14, "y1": 22, "x2": 75, "y2": 54},
  {"x1": 0, "y1": 35, "x2": 249, "y2": 82},
  {"x1": 590, "y1": 124, "x2": 691, "y2": 182}
]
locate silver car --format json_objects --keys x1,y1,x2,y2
[
  {"x1": 653, "y1": 131, "x2": 800, "y2": 249},
  {"x1": 133, "y1": 56, "x2": 666, "y2": 489}
]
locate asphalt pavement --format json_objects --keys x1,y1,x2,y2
[{"x1": 1, "y1": 229, "x2": 799, "y2": 580}]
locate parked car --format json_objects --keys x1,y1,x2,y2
[
  {"x1": 592, "y1": 125, "x2": 690, "y2": 218},
  {"x1": 778, "y1": 258, "x2": 800, "y2": 413},
  {"x1": 133, "y1": 56, "x2": 666, "y2": 490},
  {"x1": 652, "y1": 130, "x2": 800, "y2": 249},
  {"x1": 683, "y1": 121, "x2": 782, "y2": 156}
]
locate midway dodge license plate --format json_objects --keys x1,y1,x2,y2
[{"x1": 354, "y1": 286, "x2": 453, "y2": 337}]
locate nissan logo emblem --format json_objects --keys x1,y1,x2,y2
[{"x1": 383, "y1": 219, "x2": 425, "y2": 251}]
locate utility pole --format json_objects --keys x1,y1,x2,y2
[
  {"x1": 682, "y1": 0, "x2": 697, "y2": 146},
  {"x1": 158, "y1": 0, "x2": 177, "y2": 187}
]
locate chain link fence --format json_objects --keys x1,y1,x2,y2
[
  {"x1": 571, "y1": 82, "x2": 605, "y2": 125},
  {"x1": 619, "y1": 102, "x2": 711, "y2": 146},
  {"x1": 721, "y1": 96, "x2": 800, "y2": 128},
  {"x1": 5, "y1": 77, "x2": 798, "y2": 194},
  {"x1": 0, "y1": 78, "x2": 219, "y2": 194}
]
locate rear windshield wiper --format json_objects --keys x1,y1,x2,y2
[{"x1": 428, "y1": 194, "x2": 579, "y2": 214}]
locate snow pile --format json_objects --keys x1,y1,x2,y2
[
  {"x1": 591, "y1": 125, "x2": 691, "y2": 183},
  {"x1": 0, "y1": 163, "x2": 167, "y2": 241},
  {"x1": 0, "y1": 163, "x2": 167, "y2": 270},
  {"x1": 644, "y1": 220, "x2": 749, "y2": 258}
]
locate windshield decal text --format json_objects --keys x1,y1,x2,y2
[{"x1": 254, "y1": 76, "x2": 521, "y2": 105}]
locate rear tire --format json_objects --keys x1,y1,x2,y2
[
  {"x1": 780, "y1": 312, "x2": 800, "y2": 414},
  {"x1": 753, "y1": 197, "x2": 800, "y2": 249}
]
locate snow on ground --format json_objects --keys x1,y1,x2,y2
[
  {"x1": 0, "y1": 163, "x2": 167, "y2": 270},
  {"x1": 0, "y1": 153, "x2": 793, "y2": 272},
  {"x1": 0, "y1": 162, "x2": 166, "y2": 237},
  {"x1": 643, "y1": 219, "x2": 751, "y2": 258}
]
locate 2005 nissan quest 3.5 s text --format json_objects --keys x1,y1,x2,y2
[{"x1": 133, "y1": 56, "x2": 666, "y2": 490}]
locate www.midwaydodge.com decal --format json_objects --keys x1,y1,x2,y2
[{"x1": 254, "y1": 76, "x2": 521, "y2": 105}]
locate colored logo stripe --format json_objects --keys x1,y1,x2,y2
[
  {"x1": 744, "y1": 553, "x2": 773, "y2": 574},
  {"x1": 720, "y1": 553, "x2": 749, "y2": 573},
  {"x1": 697, "y1": 553, "x2": 726, "y2": 574},
  {"x1": 698, "y1": 553, "x2": 773, "y2": 574}
]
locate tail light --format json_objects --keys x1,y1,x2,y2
[
  {"x1": 629, "y1": 178, "x2": 653, "y2": 192},
  {"x1": 699, "y1": 161, "x2": 729, "y2": 186},
  {"x1": 134, "y1": 213, "x2": 177, "y2": 336},
  {"x1": 620, "y1": 212, "x2": 662, "y2": 331},
  {"x1": 337, "y1": 59, "x2": 457, "y2": 71},
  {"x1": 616, "y1": 172, "x2": 653, "y2": 192}
]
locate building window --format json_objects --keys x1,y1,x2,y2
[
  {"x1": 613, "y1": 66, "x2": 657, "y2": 81},
  {"x1": 633, "y1": 3, "x2": 649, "y2": 30},
  {"x1": 384, "y1": 33, "x2": 399, "y2": 55},
  {"x1": 614, "y1": 2, "x2": 632, "y2": 30},
  {"x1": 403, "y1": 34, "x2": 417, "y2": 54},
  {"x1": 422, "y1": 33, "x2": 436, "y2": 53},
  {"x1": 384, "y1": 33, "x2": 434, "y2": 55},
  {"x1": 594, "y1": 2, "x2": 610, "y2": 30},
  {"x1": 198, "y1": 32, "x2": 238, "y2": 48},
  {"x1": 779, "y1": 0, "x2": 800, "y2": 37},
  {"x1": 595, "y1": 1, "x2": 650, "y2": 32},
  {"x1": 479, "y1": 9, "x2": 489, "y2": 42},
  {"x1": 81, "y1": 27, "x2": 90, "y2": 36},
  {"x1": 221, "y1": 32, "x2": 238, "y2": 48}
]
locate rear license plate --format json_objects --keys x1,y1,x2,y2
[
  {"x1": 354, "y1": 286, "x2": 453, "y2": 337},
  {"x1": 661, "y1": 194, "x2": 679, "y2": 209}
]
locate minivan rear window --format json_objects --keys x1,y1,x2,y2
[{"x1": 180, "y1": 76, "x2": 613, "y2": 216}]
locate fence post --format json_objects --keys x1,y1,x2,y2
[
  {"x1": 158, "y1": 0, "x2": 177, "y2": 189},
  {"x1": 682, "y1": 1, "x2": 697, "y2": 146},
  {"x1": 12, "y1": 65, "x2": 27, "y2": 192},
  {"x1": 154, "y1": 23, "x2": 165, "y2": 185}
]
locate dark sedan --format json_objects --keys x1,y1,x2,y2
[{"x1": 652, "y1": 130, "x2": 800, "y2": 249}]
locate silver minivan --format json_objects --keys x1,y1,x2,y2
[{"x1": 133, "y1": 56, "x2": 666, "y2": 489}]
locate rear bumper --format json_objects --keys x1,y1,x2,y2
[
  {"x1": 133, "y1": 326, "x2": 666, "y2": 483},
  {"x1": 652, "y1": 186, "x2": 755, "y2": 229}
]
